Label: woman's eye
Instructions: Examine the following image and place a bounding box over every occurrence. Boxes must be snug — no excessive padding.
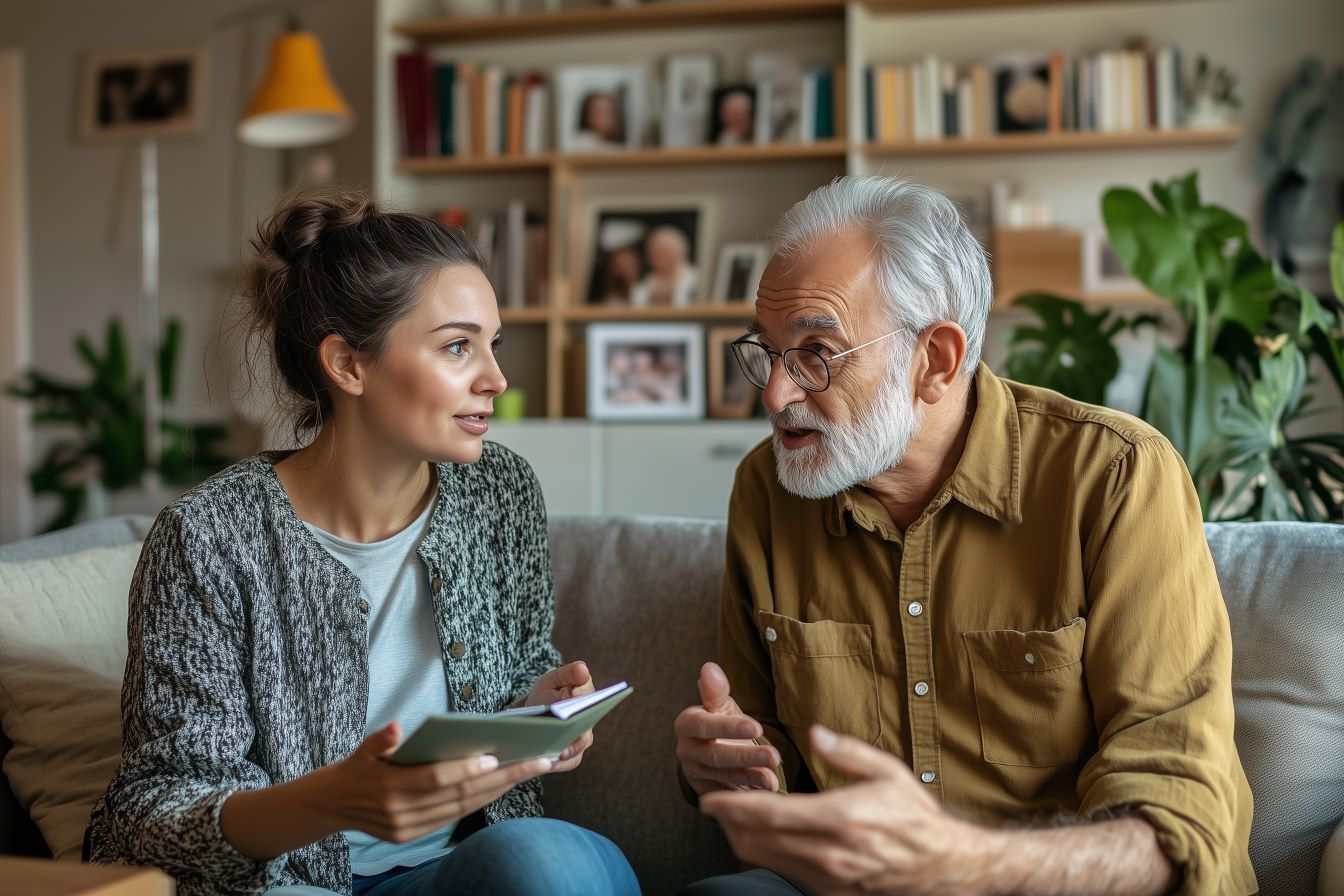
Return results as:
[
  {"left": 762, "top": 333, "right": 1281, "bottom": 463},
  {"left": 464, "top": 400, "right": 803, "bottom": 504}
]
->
[
  {"left": 491, "top": 340, "right": 503, "bottom": 354},
  {"left": 444, "top": 340, "right": 469, "bottom": 357}
]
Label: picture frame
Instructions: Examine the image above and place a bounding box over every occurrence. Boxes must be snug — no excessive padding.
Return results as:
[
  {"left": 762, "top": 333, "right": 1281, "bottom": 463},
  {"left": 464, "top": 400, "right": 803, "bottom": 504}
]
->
[
  {"left": 709, "top": 84, "right": 756, "bottom": 146},
  {"left": 710, "top": 242, "right": 769, "bottom": 304},
  {"left": 78, "top": 47, "right": 208, "bottom": 141},
  {"left": 555, "top": 64, "right": 646, "bottom": 153},
  {"left": 707, "top": 326, "right": 764, "bottom": 420},
  {"left": 587, "top": 323, "right": 705, "bottom": 421},
  {"left": 582, "top": 194, "right": 717, "bottom": 307},
  {"left": 1082, "top": 227, "right": 1145, "bottom": 295},
  {"left": 991, "top": 53, "right": 1050, "bottom": 134},
  {"left": 661, "top": 53, "right": 718, "bottom": 148}
]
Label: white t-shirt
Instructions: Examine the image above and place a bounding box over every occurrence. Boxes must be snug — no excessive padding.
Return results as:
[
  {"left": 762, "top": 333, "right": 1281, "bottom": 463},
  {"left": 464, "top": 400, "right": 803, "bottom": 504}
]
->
[{"left": 305, "top": 497, "right": 453, "bottom": 876}]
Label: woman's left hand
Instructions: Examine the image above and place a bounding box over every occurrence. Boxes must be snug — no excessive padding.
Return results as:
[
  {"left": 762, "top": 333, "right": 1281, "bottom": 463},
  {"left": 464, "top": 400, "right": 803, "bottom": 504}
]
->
[{"left": 524, "top": 661, "right": 596, "bottom": 773}]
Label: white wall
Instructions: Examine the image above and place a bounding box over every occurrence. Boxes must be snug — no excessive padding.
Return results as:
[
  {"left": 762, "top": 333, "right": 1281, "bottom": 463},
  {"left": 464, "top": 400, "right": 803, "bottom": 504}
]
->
[{"left": 0, "top": 0, "right": 375, "bottom": 536}]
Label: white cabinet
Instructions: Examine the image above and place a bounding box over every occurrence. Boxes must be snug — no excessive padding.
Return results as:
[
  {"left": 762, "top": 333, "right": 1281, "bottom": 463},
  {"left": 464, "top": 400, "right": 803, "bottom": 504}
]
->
[{"left": 486, "top": 421, "right": 770, "bottom": 519}]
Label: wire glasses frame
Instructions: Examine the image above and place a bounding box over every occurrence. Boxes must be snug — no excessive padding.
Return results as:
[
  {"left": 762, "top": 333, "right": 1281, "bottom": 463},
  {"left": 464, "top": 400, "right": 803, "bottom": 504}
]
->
[{"left": 730, "top": 329, "right": 905, "bottom": 393}]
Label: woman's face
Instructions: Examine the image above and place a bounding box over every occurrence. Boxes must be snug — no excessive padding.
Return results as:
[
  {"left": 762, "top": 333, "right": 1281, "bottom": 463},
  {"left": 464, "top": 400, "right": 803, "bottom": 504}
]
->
[{"left": 359, "top": 264, "right": 506, "bottom": 465}]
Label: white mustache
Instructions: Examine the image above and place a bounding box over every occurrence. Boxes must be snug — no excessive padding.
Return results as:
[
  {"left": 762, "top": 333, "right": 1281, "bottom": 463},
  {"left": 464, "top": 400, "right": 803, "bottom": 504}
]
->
[{"left": 770, "top": 405, "right": 828, "bottom": 434}]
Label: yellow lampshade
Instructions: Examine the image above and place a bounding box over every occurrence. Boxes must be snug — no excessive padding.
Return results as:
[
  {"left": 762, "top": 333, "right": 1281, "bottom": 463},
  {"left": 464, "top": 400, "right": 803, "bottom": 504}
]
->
[{"left": 238, "top": 30, "right": 352, "bottom": 148}]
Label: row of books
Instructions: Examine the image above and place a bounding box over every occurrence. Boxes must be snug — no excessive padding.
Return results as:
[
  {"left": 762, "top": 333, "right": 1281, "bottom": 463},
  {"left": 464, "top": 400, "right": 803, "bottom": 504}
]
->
[
  {"left": 436, "top": 202, "right": 549, "bottom": 308},
  {"left": 864, "top": 46, "right": 1187, "bottom": 143},
  {"left": 396, "top": 52, "right": 550, "bottom": 158}
]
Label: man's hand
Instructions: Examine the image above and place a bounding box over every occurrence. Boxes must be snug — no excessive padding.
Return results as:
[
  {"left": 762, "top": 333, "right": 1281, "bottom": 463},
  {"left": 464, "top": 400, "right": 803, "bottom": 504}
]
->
[
  {"left": 525, "top": 661, "right": 595, "bottom": 773},
  {"left": 699, "top": 725, "right": 979, "bottom": 896},
  {"left": 675, "top": 662, "right": 781, "bottom": 795}
]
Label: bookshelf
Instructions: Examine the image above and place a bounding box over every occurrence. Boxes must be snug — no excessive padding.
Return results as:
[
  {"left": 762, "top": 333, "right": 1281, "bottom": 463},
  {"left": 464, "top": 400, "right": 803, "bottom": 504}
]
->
[{"left": 375, "top": 0, "right": 1245, "bottom": 418}]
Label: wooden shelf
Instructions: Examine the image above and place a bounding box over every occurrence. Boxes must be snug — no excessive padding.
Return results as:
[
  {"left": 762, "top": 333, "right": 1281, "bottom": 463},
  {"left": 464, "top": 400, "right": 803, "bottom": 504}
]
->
[
  {"left": 864, "top": 128, "right": 1240, "bottom": 156},
  {"left": 500, "top": 307, "right": 554, "bottom": 324},
  {"left": 396, "top": 142, "right": 846, "bottom": 175},
  {"left": 563, "top": 304, "right": 756, "bottom": 322},
  {"left": 396, "top": 155, "right": 552, "bottom": 174},
  {"left": 395, "top": 0, "right": 846, "bottom": 44}
]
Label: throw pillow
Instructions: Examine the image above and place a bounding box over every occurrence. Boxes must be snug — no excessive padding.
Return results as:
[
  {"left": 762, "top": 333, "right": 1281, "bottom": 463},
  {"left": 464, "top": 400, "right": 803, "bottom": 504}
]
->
[{"left": 0, "top": 543, "right": 140, "bottom": 859}]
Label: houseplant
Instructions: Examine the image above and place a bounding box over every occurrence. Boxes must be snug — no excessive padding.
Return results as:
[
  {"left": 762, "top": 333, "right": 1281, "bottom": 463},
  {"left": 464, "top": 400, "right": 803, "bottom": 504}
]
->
[
  {"left": 1002, "top": 176, "right": 1344, "bottom": 521},
  {"left": 6, "top": 317, "right": 231, "bottom": 532}
]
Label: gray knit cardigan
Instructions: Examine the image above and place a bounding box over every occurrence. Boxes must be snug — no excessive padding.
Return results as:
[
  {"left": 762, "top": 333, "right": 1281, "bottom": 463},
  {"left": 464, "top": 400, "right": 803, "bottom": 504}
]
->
[{"left": 86, "top": 445, "right": 562, "bottom": 896}]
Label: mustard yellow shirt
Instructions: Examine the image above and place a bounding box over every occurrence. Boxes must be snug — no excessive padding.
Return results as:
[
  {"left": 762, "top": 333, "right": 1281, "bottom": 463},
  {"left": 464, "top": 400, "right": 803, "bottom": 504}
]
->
[{"left": 719, "top": 363, "right": 1256, "bottom": 895}]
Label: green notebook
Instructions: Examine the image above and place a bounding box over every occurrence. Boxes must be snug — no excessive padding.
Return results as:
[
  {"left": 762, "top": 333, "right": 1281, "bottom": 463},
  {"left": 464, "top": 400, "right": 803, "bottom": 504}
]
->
[{"left": 390, "top": 681, "right": 634, "bottom": 767}]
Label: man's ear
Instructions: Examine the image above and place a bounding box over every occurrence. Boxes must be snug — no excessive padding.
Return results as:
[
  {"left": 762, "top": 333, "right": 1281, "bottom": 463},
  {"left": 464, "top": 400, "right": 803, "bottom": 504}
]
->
[
  {"left": 317, "top": 333, "right": 366, "bottom": 398},
  {"left": 912, "top": 321, "right": 968, "bottom": 406}
]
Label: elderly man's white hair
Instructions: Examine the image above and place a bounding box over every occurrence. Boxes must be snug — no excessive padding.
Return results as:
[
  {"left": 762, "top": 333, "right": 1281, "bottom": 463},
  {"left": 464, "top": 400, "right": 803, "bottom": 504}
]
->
[{"left": 770, "top": 175, "right": 993, "bottom": 376}]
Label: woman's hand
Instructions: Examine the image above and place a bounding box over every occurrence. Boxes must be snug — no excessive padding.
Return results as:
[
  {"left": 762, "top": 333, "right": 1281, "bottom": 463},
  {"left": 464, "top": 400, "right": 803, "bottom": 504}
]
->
[
  {"left": 524, "top": 661, "right": 596, "bottom": 774},
  {"left": 318, "top": 722, "right": 553, "bottom": 844}
]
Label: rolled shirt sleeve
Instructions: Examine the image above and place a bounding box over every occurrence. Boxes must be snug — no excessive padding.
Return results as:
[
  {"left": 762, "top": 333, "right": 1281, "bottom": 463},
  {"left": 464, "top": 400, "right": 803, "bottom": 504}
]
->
[{"left": 1076, "top": 436, "right": 1256, "bottom": 895}]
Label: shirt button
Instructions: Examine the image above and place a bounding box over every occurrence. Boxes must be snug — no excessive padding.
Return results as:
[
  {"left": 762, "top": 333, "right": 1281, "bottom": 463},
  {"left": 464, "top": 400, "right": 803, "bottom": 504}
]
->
[
  {"left": 431, "top": 576, "right": 443, "bottom": 594},
  {"left": 913, "top": 681, "right": 930, "bottom": 697},
  {"left": 460, "top": 684, "right": 474, "bottom": 701},
  {"left": 1024, "top": 652, "right": 1036, "bottom": 665},
  {"left": 907, "top": 601, "right": 924, "bottom": 617},
  {"left": 920, "top": 771, "right": 936, "bottom": 784},
  {"left": 357, "top": 598, "right": 370, "bottom": 614},
  {"left": 450, "top": 641, "right": 466, "bottom": 658},
  {"left": 764, "top": 626, "right": 778, "bottom": 643}
]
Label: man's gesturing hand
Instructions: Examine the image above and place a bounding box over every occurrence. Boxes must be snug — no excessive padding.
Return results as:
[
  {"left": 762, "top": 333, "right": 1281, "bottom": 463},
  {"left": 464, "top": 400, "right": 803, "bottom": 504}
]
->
[{"left": 675, "top": 662, "right": 781, "bottom": 795}]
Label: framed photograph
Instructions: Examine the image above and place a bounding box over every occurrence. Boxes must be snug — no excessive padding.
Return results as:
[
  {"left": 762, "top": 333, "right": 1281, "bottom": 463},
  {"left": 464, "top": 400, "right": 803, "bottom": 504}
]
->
[
  {"left": 78, "top": 47, "right": 208, "bottom": 141},
  {"left": 992, "top": 53, "right": 1050, "bottom": 133},
  {"left": 747, "top": 52, "right": 805, "bottom": 144},
  {"left": 661, "top": 53, "right": 718, "bottom": 148},
  {"left": 555, "top": 64, "right": 646, "bottom": 152},
  {"left": 708, "top": 327, "right": 765, "bottom": 419},
  {"left": 711, "top": 242, "right": 769, "bottom": 303},
  {"left": 709, "top": 84, "right": 756, "bottom": 145},
  {"left": 583, "top": 195, "right": 716, "bottom": 307},
  {"left": 587, "top": 323, "right": 705, "bottom": 420},
  {"left": 1082, "top": 227, "right": 1144, "bottom": 295}
]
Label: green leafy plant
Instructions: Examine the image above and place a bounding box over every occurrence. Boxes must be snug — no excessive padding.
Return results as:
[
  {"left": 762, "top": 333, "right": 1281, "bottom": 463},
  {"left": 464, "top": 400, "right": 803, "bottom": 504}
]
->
[
  {"left": 1101, "top": 173, "right": 1344, "bottom": 520},
  {"left": 1004, "top": 293, "right": 1158, "bottom": 406},
  {"left": 7, "top": 317, "right": 231, "bottom": 532}
]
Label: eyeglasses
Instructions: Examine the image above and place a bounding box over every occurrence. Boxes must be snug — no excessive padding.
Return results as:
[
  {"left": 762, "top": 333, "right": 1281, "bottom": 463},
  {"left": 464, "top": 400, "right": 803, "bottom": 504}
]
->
[{"left": 730, "top": 329, "right": 905, "bottom": 393}]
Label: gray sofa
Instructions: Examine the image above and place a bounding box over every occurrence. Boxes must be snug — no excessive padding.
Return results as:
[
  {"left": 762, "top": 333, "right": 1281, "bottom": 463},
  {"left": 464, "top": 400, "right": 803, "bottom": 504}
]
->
[{"left": 1, "top": 515, "right": 1342, "bottom": 895}]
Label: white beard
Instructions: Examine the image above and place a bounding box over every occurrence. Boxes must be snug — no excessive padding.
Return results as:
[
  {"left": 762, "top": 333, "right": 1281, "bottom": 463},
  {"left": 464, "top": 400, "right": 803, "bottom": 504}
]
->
[{"left": 771, "top": 350, "right": 924, "bottom": 500}]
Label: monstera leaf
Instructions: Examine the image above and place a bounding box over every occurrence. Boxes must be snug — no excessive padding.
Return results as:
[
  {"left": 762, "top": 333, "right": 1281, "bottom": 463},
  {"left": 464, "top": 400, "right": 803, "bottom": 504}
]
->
[{"left": 1005, "top": 294, "right": 1156, "bottom": 406}]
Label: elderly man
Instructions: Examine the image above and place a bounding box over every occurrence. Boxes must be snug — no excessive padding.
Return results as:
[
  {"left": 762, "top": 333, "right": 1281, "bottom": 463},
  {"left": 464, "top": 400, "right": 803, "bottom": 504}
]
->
[{"left": 674, "top": 176, "right": 1255, "bottom": 896}]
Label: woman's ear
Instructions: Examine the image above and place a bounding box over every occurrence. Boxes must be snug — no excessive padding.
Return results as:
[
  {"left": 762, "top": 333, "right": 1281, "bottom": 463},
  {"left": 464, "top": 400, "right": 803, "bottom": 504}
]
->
[
  {"left": 913, "top": 321, "right": 968, "bottom": 406},
  {"left": 317, "top": 333, "right": 365, "bottom": 398}
]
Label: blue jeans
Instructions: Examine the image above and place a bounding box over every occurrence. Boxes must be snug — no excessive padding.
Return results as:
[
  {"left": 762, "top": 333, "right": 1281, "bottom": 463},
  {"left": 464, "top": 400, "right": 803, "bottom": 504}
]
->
[
  {"left": 676, "top": 869, "right": 805, "bottom": 895},
  {"left": 267, "top": 818, "right": 640, "bottom": 896}
]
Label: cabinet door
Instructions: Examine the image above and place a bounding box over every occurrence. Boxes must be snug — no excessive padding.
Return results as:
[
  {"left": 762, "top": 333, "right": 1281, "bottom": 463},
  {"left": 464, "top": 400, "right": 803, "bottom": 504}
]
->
[
  {"left": 485, "top": 423, "right": 599, "bottom": 515},
  {"left": 601, "top": 423, "right": 770, "bottom": 519}
]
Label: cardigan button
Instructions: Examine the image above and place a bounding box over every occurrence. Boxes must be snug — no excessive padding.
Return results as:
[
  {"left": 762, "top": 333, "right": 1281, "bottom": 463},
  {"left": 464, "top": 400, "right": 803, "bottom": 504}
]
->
[
  {"left": 357, "top": 598, "right": 370, "bottom": 614},
  {"left": 460, "top": 684, "right": 474, "bottom": 701},
  {"left": 450, "top": 641, "right": 466, "bottom": 658},
  {"left": 431, "top": 576, "right": 443, "bottom": 594}
]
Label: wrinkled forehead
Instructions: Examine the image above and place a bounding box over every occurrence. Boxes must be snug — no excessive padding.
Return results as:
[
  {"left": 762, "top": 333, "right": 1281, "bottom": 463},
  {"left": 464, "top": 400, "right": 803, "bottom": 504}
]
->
[{"left": 752, "top": 232, "right": 882, "bottom": 340}]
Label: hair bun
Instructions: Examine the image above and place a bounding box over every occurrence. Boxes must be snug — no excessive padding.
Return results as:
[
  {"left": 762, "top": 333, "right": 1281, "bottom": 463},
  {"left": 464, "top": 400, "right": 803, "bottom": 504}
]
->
[{"left": 266, "top": 187, "right": 375, "bottom": 265}]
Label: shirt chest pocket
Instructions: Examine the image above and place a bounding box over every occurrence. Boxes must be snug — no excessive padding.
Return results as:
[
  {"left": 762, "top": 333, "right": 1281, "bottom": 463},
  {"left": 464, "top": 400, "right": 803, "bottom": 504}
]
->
[
  {"left": 962, "top": 618, "right": 1091, "bottom": 768},
  {"left": 758, "top": 611, "right": 881, "bottom": 745}
]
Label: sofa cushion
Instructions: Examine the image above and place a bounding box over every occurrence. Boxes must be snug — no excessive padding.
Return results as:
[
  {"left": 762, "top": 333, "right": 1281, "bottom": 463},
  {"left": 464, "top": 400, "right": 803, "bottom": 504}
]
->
[
  {"left": 546, "top": 515, "right": 737, "bottom": 895},
  {"left": 0, "top": 543, "right": 141, "bottom": 860},
  {"left": 1205, "top": 522, "right": 1344, "bottom": 896}
]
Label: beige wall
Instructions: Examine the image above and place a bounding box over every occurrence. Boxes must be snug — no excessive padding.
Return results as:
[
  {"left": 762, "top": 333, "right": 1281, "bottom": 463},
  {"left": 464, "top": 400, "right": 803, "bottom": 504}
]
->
[
  {"left": 0, "top": 51, "right": 31, "bottom": 542},
  {"left": 0, "top": 0, "right": 374, "bottom": 536}
]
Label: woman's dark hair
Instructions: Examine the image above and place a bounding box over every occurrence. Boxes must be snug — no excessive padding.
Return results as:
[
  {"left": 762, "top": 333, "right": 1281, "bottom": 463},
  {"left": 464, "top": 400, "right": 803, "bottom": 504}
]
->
[{"left": 240, "top": 186, "right": 486, "bottom": 439}]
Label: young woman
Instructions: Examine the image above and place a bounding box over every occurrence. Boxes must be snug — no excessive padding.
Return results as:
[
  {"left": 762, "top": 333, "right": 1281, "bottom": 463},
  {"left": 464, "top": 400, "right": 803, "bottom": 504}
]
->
[{"left": 86, "top": 189, "right": 640, "bottom": 896}]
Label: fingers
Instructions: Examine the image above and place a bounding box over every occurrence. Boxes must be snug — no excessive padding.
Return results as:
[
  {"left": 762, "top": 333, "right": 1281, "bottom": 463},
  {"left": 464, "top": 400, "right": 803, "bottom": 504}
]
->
[
  {"left": 810, "top": 725, "right": 910, "bottom": 783},
  {"left": 676, "top": 705, "right": 761, "bottom": 741},
  {"left": 359, "top": 721, "right": 402, "bottom": 759},
  {"left": 558, "top": 730, "right": 593, "bottom": 762},
  {"left": 698, "top": 661, "right": 733, "bottom": 713},
  {"left": 679, "top": 737, "right": 779, "bottom": 771},
  {"left": 682, "top": 760, "right": 780, "bottom": 793}
]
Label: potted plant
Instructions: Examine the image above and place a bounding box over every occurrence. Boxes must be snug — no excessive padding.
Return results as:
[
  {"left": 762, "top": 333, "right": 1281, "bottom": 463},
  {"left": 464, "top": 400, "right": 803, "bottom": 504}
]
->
[{"left": 7, "top": 317, "right": 232, "bottom": 532}]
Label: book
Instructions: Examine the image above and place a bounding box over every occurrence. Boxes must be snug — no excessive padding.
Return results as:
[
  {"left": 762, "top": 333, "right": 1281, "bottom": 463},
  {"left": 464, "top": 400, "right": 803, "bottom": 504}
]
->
[{"left": 390, "top": 682, "right": 635, "bottom": 766}]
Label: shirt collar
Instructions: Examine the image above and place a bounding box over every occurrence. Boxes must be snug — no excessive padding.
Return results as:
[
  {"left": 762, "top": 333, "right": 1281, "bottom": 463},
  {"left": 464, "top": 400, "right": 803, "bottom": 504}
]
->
[{"left": 824, "top": 362, "right": 1023, "bottom": 536}]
